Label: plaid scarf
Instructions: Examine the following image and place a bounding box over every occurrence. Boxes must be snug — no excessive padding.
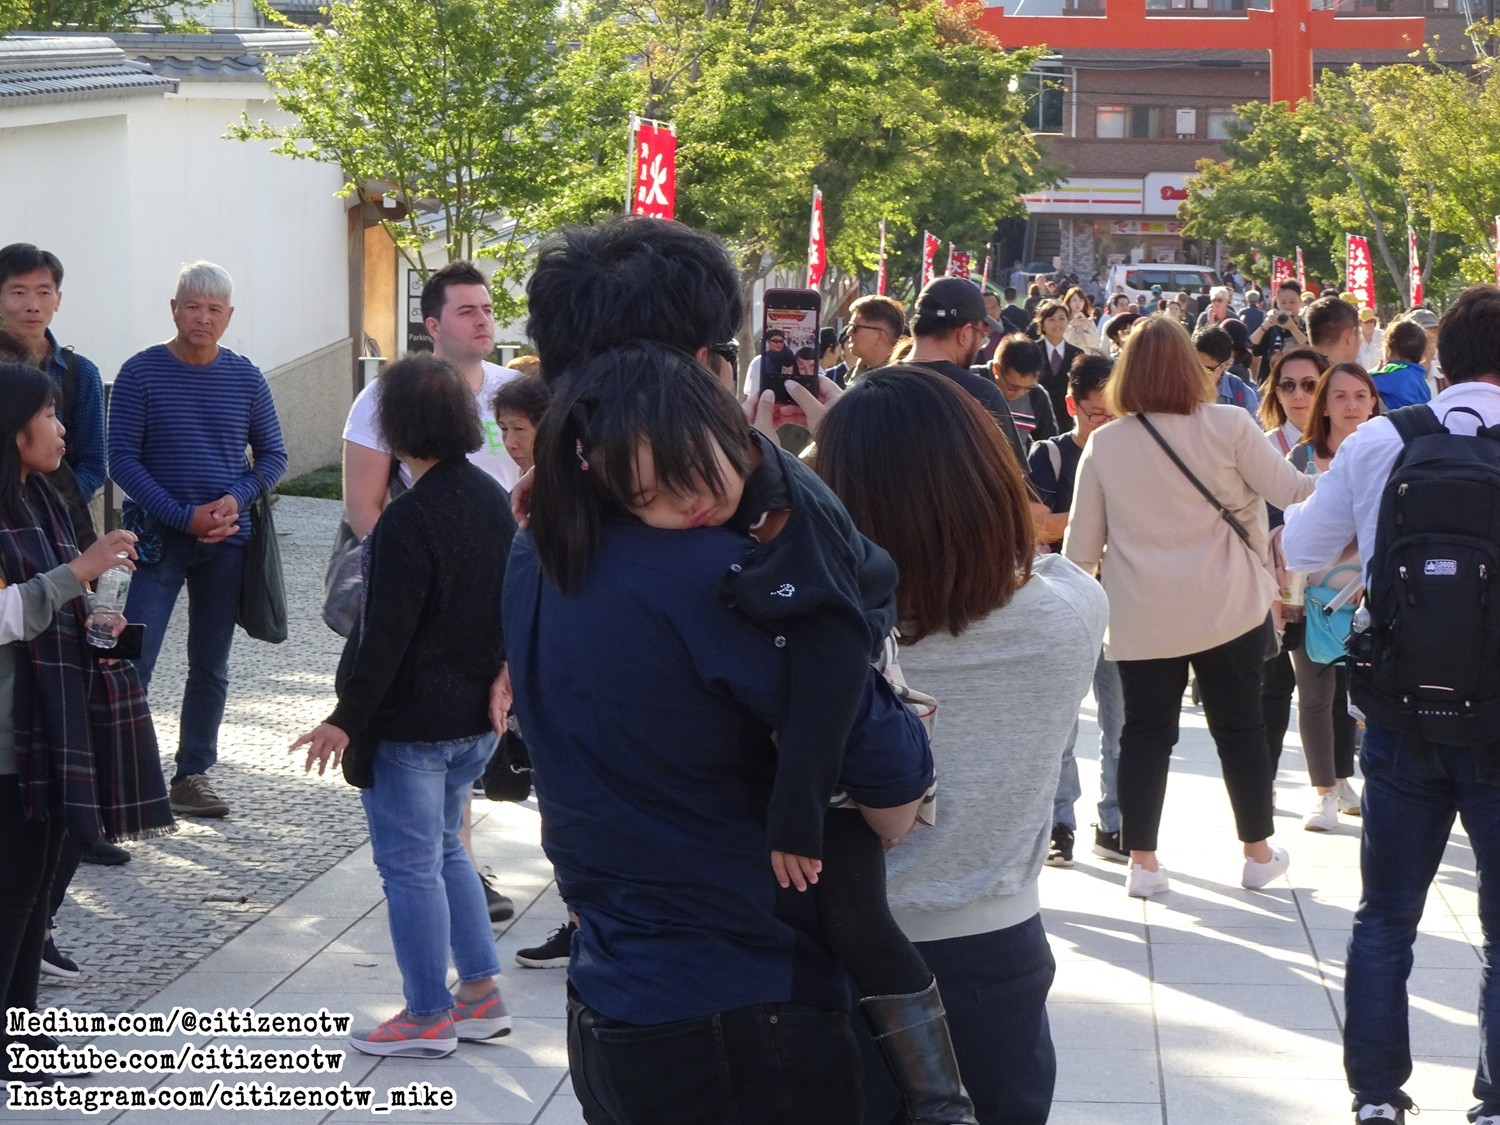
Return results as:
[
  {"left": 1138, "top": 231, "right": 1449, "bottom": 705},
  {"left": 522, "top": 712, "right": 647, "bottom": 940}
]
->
[{"left": 2, "top": 477, "right": 174, "bottom": 842}]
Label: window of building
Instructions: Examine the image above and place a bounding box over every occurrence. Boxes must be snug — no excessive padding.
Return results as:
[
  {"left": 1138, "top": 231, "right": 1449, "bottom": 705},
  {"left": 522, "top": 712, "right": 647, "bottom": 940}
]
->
[
  {"left": 1096, "top": 104, "right": 1127, "bottom": 138},
  {"left": 1129, "top": 106, "right": 1162, "bottom": 138},
  {"left": 1207, "top": 108, "right": 1240, "bottom": 140},
  {"left": 1018, "top": 68, "right": 1065, "bottom": 134}
]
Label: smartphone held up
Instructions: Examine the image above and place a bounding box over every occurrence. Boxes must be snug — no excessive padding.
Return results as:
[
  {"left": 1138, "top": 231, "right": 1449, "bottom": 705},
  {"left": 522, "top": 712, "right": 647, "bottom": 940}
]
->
[{"left": 761, "top": 289, "right": 821, "bottom": 404}]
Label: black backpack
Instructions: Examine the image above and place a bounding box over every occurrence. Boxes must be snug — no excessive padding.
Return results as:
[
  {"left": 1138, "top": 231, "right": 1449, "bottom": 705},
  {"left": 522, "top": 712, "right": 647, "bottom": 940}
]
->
[{"left": 1348, "top": 403, "right": 1500, "bottom": 746}]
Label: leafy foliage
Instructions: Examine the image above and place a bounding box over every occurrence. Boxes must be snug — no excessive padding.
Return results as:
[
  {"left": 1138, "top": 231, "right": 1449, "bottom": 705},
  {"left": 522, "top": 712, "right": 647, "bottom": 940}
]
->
[
  {"left": 1183, "top": 59, "right": 1500, "bottom": 307},
  {"left": 228, "top": 0, "right": 557, "bottom": 313},
  {"left": 1, "top": 0, "right": 206, "bottom": 34},
  {"left": 537, "top": 0, "right": 1055, "bottom": 303}
]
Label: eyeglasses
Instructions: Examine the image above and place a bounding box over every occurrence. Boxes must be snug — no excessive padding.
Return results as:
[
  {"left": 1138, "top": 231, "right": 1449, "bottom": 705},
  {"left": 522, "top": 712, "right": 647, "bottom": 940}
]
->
[
  {"left": 1202, "top": 362, "right": 1225, "bottom": 374},
  {"left": 1277, "top": 378, "right": 1319, "bottom": 395},
  {"left": 1080, "top": 407, "right": 1115, "bottom": 425},
  {"left": 708, "top": 340, "right": 739, "bottom": 367}
]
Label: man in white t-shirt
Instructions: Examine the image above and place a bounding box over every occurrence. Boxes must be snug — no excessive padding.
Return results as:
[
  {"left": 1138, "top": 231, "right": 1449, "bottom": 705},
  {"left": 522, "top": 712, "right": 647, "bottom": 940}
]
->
[
  {"left": 343, "top": 261, "right": 521, "bottom": 537},
  {"left": 340, "top": 260, "right": 521, "bottom": 923}
]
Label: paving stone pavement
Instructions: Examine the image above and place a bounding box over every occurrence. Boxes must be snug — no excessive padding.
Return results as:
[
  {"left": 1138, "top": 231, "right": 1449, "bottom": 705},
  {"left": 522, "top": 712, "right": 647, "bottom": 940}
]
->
[{"left": 44, "top": 496, "right": 369, "bottom": 1015}]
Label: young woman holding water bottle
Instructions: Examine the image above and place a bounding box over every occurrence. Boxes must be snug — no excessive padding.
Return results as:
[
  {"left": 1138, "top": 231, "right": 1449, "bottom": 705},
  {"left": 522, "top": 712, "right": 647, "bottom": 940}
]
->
[
  {"left": 1286, "top": 362, "right": 1382, "bottom": 831},
  {"left": 0, "top": 360, "right": 174, "bottom": 1085}
]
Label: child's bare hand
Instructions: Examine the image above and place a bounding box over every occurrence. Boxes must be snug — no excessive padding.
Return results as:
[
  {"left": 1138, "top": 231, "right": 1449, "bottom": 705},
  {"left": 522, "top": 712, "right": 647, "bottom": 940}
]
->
[{"left": 771, "top": 851, "right": 822, "bottom": 891}]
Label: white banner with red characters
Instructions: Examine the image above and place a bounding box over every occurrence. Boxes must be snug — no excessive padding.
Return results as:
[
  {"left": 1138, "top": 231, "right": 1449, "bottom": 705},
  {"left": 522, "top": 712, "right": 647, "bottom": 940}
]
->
[
  {"left": 1271, "top": 256, "right": 1295, "bottom": 289},
  {"left": 1345, "top": 235, "right": 1376, "bottom": 312},
  {"left": 877, "top": 220, "right": 888, "bottom": 296},
  {"left": 1407, "top": 227, "right": 1422, "bottom": 307},
  {"left": 921, "top": 232, "right": 940, "bottom": 287},
  {"left": 1295, "top": 246, "right": 1307, "bottom": 289},
  {"left": 981, "top": 255, "right": 992, "bottom": 287},
  {"left": 949, "top": 248, "right": 972, "bottom": 280},
  {"left": 628, "top": 118, "right": 676, "bottom": 219},
  {"left": 806, "top": 186, "right": 826, "bottom": 290}
]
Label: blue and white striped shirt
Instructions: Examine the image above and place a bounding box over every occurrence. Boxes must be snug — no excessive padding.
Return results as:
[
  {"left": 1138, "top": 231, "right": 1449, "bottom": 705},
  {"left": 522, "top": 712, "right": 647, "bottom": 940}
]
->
[{"left": 107, "top": 344, "right": 288, "bottom": 545}]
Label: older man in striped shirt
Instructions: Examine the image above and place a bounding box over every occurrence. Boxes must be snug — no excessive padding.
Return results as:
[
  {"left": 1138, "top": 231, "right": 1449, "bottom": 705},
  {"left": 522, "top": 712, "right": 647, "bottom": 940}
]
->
[{"left": 107, "top": 261, "right": 287, "bottom": 818}]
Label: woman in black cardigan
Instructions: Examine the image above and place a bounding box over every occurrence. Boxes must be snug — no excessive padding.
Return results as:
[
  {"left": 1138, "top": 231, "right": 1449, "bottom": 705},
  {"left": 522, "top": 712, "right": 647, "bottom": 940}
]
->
[{"left": 293, "top": 353, "right": 516, "bottom": 1060}]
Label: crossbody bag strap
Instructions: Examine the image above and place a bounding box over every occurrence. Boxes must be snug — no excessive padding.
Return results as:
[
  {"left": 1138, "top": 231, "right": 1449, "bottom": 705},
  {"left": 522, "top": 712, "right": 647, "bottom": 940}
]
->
[{"left": 1137, "top": 414, "right": 1252, "bottom": 546}]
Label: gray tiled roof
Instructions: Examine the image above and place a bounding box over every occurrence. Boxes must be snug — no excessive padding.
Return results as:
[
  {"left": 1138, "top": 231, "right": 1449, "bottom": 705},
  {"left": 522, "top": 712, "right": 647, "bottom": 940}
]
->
[
  {"left": 0, "top": 36, "right": 176, "bottom": 105},
  {"left": 110, "top": 29, "right": 312, "bottom": 81}
]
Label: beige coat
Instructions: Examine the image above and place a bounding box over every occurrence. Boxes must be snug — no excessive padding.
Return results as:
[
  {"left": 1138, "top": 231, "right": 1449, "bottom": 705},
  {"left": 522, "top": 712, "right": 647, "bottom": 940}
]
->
[{"left": 1063, "top": 403, "right": 1316, "bottom": 661}]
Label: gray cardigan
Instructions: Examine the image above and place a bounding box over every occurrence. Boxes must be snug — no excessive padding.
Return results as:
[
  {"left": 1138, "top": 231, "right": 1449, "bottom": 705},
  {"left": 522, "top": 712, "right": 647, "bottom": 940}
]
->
[{"left": 0, "top": 563, "right": 86, "bottom": 774}]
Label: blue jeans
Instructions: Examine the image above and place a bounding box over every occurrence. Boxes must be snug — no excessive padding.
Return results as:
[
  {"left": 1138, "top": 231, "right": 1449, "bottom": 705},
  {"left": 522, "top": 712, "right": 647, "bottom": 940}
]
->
[
  {"left": 125, "top": 529, "right": 246, "bottom": 784},
  {"left": 1054, "top": 653, "right": 1124, "bottom": 833},
  {"left": 860, "top": 913, "right": 1056, "bottom": 1125},
  {"left": 361, "top": 733, "right": 501, "bottom": 1018},
  {"left": 1345, "top": 722, "right": 1500, "bottom": 1115}
]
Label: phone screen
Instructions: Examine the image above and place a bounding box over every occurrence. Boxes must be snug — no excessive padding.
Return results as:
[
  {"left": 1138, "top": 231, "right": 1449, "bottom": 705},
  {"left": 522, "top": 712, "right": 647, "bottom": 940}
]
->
[{"left": 761, "top": 290, "right": 821, "bottom": 404}]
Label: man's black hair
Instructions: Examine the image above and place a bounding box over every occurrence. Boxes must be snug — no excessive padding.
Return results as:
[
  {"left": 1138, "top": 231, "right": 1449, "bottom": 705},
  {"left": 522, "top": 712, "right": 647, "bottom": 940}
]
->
[
  {"left": 1004, "top": 287, "right": 1017, "bottom": 301},
  {"left": 1384, "top": 320, "right": 1427, "bottom": 365},
  {"left": 995, "top": 334, "right": 1043, "bottom": 376},
  {"left": 1068, "top": 354, "right": 1113, "bottom": 400},
  {"left": 1193, "top": 325, "right": 1234, "bottom": 365},
  {"left": 1306, "top": 296, "right": 1358, "bottom": 348},
  {"left": 1438, "top": 285, "right": 1500, "bottom": 383},
  {"left": 0, "top": 243, "right": 64, "bottom": 289},
  {"left": 377, "top": 352, "right": 483, "bottom": 461},
  {"left": 420, "top": 260, "right": 489, "bottom": 324},
  {"left": 526, "top": 217, "right": 742, "bottom": 382}
]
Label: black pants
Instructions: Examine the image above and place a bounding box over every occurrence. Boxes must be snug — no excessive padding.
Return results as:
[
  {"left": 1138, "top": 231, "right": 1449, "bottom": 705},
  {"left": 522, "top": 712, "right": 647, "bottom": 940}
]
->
[
  {"left": 0, "top": 777, "right": 66, "bottom": 1051},
  {"left": 817, "top": 808, "right": 931, "bottom": 998},
  {"left": 1116, "top": 622, "right": 1275, "bottom": 852},
  {"left": 1262, "top": 647, "right": 1295, "bottom": 776},
  {"left": 567, "top": 990, "right": 862, "bottom": 1125}
]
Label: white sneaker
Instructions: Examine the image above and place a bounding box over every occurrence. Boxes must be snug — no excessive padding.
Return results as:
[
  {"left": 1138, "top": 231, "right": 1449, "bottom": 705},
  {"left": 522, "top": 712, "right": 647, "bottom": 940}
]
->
[
  {"left": 1241, "top": 845, "right": 1289, "bottom": 890},
  {"left": 1355, "top": 1104, "right": 1405, "bottom": 1122},
  {"left": 1126, "top": 863, "right": 1169, "bottom": 898},
  {"left": 1335, "top": 777, "right": 1361, "bottom": 816},
  {"left": 1303, "top": 792, "right": 1339, "bottom": 832},
  {"left": 1470, "top": 1114, "right": 1499, "bottom": 1125}
]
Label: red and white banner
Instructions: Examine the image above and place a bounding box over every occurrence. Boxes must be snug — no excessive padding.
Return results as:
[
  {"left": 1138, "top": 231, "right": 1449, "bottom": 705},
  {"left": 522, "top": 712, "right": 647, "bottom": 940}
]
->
[
  {"left": 628, "top": 118, "right": 676, "bottom": 220},
  {"left": 949, "top": 248, "right": 972, "bottom": 280},
  {"left": 1407, "top": 227, "right": 1422, "bottom": 307},
  {"left": 1495, "top": 216, "right": 1500, "bottom": 286},
  {"left": 1271, "top": 256, "right": 1295, "bottom": 289},
  {"left": 921, "top": 232, "right": 940, "bottom": 287},
  {"left": 981, "top": 255, "right": 992, "bottom": 287},
  {"left": 1295, "top": 246, "right": 1307, "bottom": 289},
  {"left": 806, "top": 186, "right": 826, "bottom": 290},
  {"left": 876, "top": 220, "right": 888, "bottom": 296},
  {"left": 1345, "top": 234, "right": 1376, "bottom": 313}
]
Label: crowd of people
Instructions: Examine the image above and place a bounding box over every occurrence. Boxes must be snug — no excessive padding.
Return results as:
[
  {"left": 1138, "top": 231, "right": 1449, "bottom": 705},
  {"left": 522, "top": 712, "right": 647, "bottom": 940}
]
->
[{"left": 1, "top": 222, "right": 1498, "bottom": 1125}]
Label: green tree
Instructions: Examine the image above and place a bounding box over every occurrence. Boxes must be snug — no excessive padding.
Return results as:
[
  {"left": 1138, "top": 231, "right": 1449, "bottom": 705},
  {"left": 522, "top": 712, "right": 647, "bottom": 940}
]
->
[
  {"left": 538, "top": 0, "right": 1053, "bottom": 314},
  {"left": 229, "top": 0, "right": 557, "bottom": 310},
  {"left": 1, "top": 0, "right": 206, "bottom": 33}
]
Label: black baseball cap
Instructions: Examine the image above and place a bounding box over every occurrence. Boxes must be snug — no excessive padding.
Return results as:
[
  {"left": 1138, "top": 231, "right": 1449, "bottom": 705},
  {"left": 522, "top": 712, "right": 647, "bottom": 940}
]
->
[{"left": 913, "top": 277, "right": 1003, "bottom": 334}]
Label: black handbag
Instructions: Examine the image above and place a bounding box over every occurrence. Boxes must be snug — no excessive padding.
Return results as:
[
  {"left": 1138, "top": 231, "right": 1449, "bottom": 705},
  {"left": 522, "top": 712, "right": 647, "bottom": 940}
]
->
[
  {"left": 238, "top": 494, "right": 288, "bottom": 644},
  {"left": 322, "top": 463, "right": 406, "bottom": 637},
  {"left": 482, "top": 724, "right": 532, "bottom": 803}
]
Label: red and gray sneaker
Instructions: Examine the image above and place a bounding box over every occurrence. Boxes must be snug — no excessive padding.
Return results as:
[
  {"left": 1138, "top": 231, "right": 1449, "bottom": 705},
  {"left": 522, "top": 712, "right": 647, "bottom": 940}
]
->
[
  {"left": 348, "top": 1010, "right": 457, "bottom": 1058},
  {"left": 450, "top": 987, "right": 512, "bottom": 1041}
]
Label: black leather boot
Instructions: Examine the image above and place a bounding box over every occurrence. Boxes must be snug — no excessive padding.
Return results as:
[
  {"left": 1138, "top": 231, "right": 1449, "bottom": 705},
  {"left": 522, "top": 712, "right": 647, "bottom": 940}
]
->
[{"left": 860, "top": 978, "right": 979, "bottom": 1124}]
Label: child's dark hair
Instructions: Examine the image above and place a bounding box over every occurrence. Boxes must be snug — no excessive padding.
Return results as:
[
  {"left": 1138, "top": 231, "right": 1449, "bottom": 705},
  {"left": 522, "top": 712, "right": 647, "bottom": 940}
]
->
[
  {"left": 1068, "top": 354, "right": 1114, "bottom": 400},
  {"left": 0, "top": 362, "right": 58, "bottom": 522},
  {"left": 492, "top": 373, "right": 551, "bottom": 426},
  {"left": 531, "top": 342, "right": 756, "bottom": 594}
]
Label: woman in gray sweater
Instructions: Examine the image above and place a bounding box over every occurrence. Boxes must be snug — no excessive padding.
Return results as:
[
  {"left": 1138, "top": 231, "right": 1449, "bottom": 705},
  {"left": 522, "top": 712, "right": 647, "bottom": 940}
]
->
[{"left": 817, "top": 368, "right": 1107, "bottom": 1125}]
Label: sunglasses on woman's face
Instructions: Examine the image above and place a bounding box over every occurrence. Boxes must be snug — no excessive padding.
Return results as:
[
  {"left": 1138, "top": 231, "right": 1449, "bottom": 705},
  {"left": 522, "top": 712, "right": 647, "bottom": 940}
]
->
[{"left": 1278, "top": 378, "right": 1319, "bottom": 395}]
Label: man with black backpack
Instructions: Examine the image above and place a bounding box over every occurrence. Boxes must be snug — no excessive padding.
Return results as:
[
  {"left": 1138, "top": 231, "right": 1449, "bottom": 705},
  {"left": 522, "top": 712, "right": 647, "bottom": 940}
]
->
[
  {"left": 0, "top": 244, "right": 106, "bottom": 550},
  {"left": 1282, "top": 285, "right": 1500, "bottom": 1125}
]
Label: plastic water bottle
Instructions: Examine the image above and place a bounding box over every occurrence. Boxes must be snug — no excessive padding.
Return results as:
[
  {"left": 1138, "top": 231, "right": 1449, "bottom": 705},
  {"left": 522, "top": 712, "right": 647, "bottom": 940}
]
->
[{"left": 86, "top": 566, "right": 131, "bottom": 648}]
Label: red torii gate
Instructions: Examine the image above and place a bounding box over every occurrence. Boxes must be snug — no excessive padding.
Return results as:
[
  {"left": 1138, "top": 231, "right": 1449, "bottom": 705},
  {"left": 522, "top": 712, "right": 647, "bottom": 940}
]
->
[{"left": 972, "top": 0, "right": 1424, "bottom": 106}]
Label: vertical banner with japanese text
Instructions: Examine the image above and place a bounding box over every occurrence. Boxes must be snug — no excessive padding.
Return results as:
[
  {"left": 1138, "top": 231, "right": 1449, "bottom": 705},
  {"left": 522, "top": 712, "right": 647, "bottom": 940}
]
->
[
  {"left": 1345, "top": 235, "right": 1376, "bottom": 312},
  {"left": 921, "top": 232, "right": 940, "bottom": 287},
  {"left": 1271, "top": 257, "right": 1295, "bottom": 289},
  {"left": 949, "top": 249, "right": 972, "bottom": 279},
  {"left": 1295, "top": 246, "right": 1307, "bottom": 289},
  {"left": 628, "top": 117, "right": 676, "bottom": 219},
  {"left": 806, "top": 187, "right": 826, "bottom": 290},
  {"left": 1407, "top": 227, "right": 1422, "bottom": 308}
]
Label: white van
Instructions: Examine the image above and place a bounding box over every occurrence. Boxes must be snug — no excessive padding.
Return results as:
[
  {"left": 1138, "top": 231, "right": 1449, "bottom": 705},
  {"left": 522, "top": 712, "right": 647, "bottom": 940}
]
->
[{"left": 1105, "top": 264, "right": 1226, "bottom": 305}]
